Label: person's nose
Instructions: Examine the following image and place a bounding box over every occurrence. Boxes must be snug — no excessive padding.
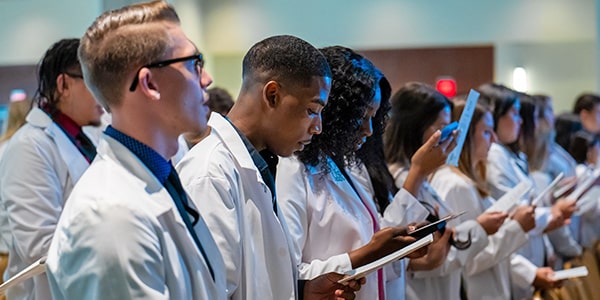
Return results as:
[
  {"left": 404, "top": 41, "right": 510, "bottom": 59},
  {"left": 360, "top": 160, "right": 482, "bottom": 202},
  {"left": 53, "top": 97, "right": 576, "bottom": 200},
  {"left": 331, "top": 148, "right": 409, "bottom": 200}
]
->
[{"left": 200, "top": 68, "right": 213, "bottom": 89}]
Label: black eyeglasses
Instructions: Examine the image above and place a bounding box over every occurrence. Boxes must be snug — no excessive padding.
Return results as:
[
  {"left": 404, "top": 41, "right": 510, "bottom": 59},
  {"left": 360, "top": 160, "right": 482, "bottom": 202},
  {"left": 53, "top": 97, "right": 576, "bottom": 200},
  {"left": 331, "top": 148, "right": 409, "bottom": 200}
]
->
[{"left": 129, "top": 53, "right": 204, "bottom": 92}]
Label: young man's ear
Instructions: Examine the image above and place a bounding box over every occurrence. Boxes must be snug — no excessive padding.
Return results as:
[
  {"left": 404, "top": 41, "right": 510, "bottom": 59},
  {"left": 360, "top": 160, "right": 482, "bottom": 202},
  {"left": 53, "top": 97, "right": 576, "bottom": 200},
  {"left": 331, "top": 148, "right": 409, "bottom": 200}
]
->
[
  {"left": 138, "top": 68, "right": 161, "bottom": 100},
  {"left": 55, "top": 73, "right": 68, "bottom": 97},
  {"left": 262, "top": 80, "right": 280, "bottom": 108}
]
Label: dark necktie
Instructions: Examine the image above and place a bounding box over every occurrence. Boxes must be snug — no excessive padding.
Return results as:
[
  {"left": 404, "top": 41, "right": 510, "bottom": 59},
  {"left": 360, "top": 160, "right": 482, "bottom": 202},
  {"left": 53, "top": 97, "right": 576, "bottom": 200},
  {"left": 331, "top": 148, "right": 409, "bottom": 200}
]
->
[
  {"left": 75, "top": 132, "right": 97, "bottom": 163},
  {"left": 163, "top": 167, "right": 214, "bottom": 280}
]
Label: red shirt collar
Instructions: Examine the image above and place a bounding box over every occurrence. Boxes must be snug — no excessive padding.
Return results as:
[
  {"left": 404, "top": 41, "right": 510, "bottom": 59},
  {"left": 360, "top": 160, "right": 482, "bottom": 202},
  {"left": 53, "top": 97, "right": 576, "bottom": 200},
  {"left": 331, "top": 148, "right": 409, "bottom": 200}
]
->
[{"left": 42, "top": 106, "right": 82, "bottom": 139}]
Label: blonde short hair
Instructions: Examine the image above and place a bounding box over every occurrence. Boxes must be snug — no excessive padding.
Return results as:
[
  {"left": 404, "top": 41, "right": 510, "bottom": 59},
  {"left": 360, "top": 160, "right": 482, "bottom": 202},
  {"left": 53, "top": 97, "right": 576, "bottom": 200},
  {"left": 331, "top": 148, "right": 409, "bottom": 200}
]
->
[{"left": 79, "top": 0, "right": 179, "bottom": 111}]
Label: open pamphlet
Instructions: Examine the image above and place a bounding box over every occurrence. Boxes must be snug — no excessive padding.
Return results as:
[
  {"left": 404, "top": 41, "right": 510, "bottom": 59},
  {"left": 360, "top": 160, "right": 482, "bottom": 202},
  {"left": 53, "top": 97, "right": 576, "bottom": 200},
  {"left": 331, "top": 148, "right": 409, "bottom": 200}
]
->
[
  {"left": 549, "top": 266, "right": 588, "bottom": 280},
  {"left": 565, "top": 168, "right": 600, "bottom": 201},
  {"left": 486, "top": 181, "right": 532, "bottom": 213},
  {"left": 0, "top": 256, "right": 46, "bottom": 295},
  {"left": 531, "top": 173, "right": 564, "bottom": 206},
  {"left": 408, "top": 210, "right": 467, "bottom": 239},
  {"left": 338, "top": 234, "right": 434, "bottom": 284},
  {"left": 553, "top": 168, "right": 600, "bottom": 199},
  {"left": 446, "top": 89, "right": 479, "bottom": 167}
]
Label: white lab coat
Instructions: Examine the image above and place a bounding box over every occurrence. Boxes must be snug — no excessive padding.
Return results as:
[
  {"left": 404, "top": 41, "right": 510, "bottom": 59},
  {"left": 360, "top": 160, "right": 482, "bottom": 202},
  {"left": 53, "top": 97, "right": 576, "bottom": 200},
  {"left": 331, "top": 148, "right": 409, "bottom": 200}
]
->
[
  {"left": 0, "top": 107, "right": 91, "bottom": 300},
  {"left": 46, "top": 133, "right": 227, "bottom": 300},
  {"left": 0, "top": 141, "right": 11, "bottom": 254},
  {"left": 431, "top": 166, "right": 531, "bottom": 299},
  {"left": 531, "top": 171, "right": 582, "bottom": 269},
  {"left": 573, "top": 165, "right": 600, "bottom": 248},
  {"left": 277, "top": 154, "right": 429, "bottom": 300},
  {"left": 347, "top": 163, "right": 430, "bottom": 300},
  {"left": 390, "top": 166, "right": 489, "bottom": 300},
  {"left": 177, "top": 113, "right": 296, "bottom": 300},
  {"left": 546, "top": 142, "right": 577, "bottom": 179},
  {"left": 486, "top": 143, "right": 553, "bottom": 298}
]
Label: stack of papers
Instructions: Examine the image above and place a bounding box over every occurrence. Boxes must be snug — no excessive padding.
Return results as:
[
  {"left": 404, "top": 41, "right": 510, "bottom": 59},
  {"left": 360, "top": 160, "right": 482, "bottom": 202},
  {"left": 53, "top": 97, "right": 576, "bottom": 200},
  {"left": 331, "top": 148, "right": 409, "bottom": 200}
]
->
[
  {"left": 486, "top": 181, "right": 532, "bottom": 213},
  {"left": 565, "top": 169, "right": 600, "bottom": 201},
  {"left": 338, "top": 234, "right": 434, "bottom": 284}
]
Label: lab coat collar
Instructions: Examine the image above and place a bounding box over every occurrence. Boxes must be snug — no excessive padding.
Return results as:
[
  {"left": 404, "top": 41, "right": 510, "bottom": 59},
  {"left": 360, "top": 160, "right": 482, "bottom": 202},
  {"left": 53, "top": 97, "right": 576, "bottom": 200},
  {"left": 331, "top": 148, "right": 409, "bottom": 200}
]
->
[
  {"left": 208, "top": 113, "right": 266, "bottom": 178},
  {"left": 26, "top": 107, "right": 89, "bottom": 182},
  {"left": 98, "top": 134, "right": 173, "bottom": 215}
]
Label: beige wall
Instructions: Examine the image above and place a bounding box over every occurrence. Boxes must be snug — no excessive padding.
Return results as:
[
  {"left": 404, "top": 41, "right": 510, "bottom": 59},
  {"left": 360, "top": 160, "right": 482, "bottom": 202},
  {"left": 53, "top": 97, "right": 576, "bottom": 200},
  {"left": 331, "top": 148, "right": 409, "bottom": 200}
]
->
[{"left": 0, "top": 0, "right": 597, "bottom": 109}]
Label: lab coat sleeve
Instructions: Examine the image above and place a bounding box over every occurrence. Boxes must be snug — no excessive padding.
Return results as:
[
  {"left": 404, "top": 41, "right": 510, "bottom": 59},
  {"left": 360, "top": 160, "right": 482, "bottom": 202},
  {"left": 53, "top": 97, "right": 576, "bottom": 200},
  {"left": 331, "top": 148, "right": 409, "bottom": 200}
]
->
[
  {"left": 546, "top": 225, "right": 582, "bottom": 258},
  {"left": 380, "top": 188, "right": 429, "bottom": 228},
  {"left": 412, "top": 220, "right": 489, "bottom": 278},
  {"left": 276, "top": 158, "right": 352, "bottom": 280},
  {"left": 465, "top": 220, "right": 529, "bottom": 276},
  {"left": 1, "top": 134, "right": 64, "bottom": 264},
  {"left": 509, "top": 253, "right": 537, "bottom": 288},
  {"left": 178, "top": 151, "right": 243, "bottom": 297},
  {"left": 47, "top": 202, "right": 169, "bottom": 300}
]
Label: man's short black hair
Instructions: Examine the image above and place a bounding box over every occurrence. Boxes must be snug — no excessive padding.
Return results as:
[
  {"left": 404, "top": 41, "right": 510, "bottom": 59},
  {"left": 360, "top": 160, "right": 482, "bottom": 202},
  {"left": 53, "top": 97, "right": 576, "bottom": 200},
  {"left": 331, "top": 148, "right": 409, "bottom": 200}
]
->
[{"left": 241, "top": 35, "right": 331, "bottom": 89}]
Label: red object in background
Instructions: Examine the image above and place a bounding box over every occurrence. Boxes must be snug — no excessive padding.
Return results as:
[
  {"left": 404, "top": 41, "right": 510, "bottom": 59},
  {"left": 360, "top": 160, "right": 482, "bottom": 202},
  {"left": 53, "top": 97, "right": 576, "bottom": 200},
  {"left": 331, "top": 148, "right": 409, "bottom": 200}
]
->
[{"left": 436, "top": 78, "right": 457, "bottom": 98}]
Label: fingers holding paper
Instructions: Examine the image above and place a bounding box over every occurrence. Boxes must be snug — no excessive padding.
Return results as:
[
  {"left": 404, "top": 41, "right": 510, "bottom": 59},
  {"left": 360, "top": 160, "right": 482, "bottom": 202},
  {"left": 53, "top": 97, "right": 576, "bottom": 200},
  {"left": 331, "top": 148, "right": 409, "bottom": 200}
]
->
[{"left": 304, "top": 272, "right": 365, "bottom": 300}]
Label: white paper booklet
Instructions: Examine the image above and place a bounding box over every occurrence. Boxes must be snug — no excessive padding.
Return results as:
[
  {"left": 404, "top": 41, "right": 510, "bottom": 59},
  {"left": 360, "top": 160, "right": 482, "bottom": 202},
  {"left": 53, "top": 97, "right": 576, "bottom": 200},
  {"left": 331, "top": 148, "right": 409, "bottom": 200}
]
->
[
  {"left": 446, "top": 89, "right": 479, "bottom": 166},
  {"left": 486, "top": 181, "right": 532, "bottom": 213},
  {"left": 0, "top": 256, "right": 46, "bottom": 295},
  {"left": 531, "top": 173, "right": 564, "bottom": 206},
  {"left": 566, "top": 168, "right": 600, "bottom": 201},
  {"left": 338, "top": 234, "right": 434, "bottom": 284},
  {"left": 549, "top": 266, "right": 588, "bottom": 280}
]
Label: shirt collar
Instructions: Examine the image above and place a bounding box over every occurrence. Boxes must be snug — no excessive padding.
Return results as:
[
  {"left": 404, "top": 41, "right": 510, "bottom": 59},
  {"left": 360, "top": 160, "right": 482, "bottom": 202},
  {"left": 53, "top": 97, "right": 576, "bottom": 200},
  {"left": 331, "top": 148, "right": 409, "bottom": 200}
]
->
[
  {"left": 225, "top": 117, "right": 278, "bottom": 176},
  {"left": 104, "top": 125, "right": 172, "bottom": 184},
  {"left": 46, "top": 108, "right": 82, "bottom": 139}
]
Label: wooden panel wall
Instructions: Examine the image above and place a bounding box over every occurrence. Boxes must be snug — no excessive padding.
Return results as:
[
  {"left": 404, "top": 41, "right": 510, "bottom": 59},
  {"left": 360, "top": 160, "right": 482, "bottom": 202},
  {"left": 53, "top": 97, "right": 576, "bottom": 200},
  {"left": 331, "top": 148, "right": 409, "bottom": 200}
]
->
[{"left": 359, "top": 45, "right": 494, "bottom": 97}]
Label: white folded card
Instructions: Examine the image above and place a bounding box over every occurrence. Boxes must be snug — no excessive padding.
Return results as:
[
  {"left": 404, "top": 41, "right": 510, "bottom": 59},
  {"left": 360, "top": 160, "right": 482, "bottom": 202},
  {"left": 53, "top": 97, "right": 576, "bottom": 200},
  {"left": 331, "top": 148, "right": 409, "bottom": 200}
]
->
[
  {"left": 549, "top": 266, "right": 588, "bottom": 280},
  {"left": 446, "top": 89, "right": 479, "bottom": 167},
  {"left": 531, "top": 172, "right": 564, "bottom": 206},
  {"left": 566, "top": 168, "right": 600, "bottom": 201},
  {"left": 338, "top": 234, "right": 434, "bottom": 284},
  {"left": 0, "top": 256, "right": 46, "bottom": 295},
  {"left": 486, "top": 181, "right": 532, "bottom": 213}
]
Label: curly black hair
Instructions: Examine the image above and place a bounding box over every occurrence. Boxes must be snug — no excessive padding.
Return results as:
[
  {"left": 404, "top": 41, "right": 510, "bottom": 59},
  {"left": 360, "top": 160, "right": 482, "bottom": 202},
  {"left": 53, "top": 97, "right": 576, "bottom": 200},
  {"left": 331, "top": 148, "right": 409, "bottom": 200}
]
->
[
  {"left": 297, "top": 46, "right": 383, "bottom": 172},
  {"left": 356, "top": 77, "right": 396, "bottom": 212}
]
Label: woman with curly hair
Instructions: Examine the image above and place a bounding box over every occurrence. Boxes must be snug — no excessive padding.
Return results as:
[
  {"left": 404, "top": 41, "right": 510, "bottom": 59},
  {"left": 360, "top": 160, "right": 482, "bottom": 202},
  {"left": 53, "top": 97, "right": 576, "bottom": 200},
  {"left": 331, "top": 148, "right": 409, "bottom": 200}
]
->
[{"left": 276, "top": 46, "right": 453, "bottom": 299}]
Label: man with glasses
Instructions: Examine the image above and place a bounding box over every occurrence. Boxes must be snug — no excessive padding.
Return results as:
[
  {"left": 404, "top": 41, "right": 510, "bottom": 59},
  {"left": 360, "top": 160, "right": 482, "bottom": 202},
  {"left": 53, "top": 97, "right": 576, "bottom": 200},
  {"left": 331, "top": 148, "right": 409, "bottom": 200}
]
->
[
  {"left": 0, "top": 38, "right": 104, "bottom": 299},
  {"left": 45, "top": 1, "right": 227, "bottom": 299}
]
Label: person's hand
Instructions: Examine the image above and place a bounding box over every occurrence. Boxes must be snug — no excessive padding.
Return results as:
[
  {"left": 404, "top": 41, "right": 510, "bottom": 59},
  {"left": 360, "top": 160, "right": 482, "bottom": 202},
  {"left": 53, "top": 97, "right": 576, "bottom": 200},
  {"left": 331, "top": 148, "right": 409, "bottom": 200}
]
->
[
  {"left": 553, "top": 198, "right": 577, "bottom": 220},
  {"left": 476, "top": 211, "right": 508, "bottom": 235},
  {"left": 349, "top": 226, "right": 416, "bottom": 268},
  {"left": 408, "top": 229, "right": 452, "bottom": 271},
  {"left": 405, "top": 222, "right": 431, "bottom": 259},
  {"left": 409, "top": 130, "right": 458, "bottom": 178},
  {"left": 532, "top": 267, "right": 562, "bottom": 290},
  {"left": 544, "top": 201, "right": 574, "bottom": 233},
  {"left": 510, "top": 205, "right": 536, "bottom": 232},
  {"left": 304, "top": 273, "right": 365, "bottom": 300}
]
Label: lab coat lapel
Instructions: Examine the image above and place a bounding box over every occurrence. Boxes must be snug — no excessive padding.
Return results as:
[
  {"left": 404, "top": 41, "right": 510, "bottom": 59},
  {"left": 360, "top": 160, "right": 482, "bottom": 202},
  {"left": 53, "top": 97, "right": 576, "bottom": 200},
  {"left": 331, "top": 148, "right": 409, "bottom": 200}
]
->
[{"left": 27, "top": 107, "right": 89, "bottom": 182}]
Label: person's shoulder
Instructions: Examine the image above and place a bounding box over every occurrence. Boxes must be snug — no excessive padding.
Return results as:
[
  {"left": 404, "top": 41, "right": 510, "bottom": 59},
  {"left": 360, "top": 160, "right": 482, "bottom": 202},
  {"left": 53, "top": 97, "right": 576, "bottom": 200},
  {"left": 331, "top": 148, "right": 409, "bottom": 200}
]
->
[{"left": 432, "top": 166, "right": 472, "bottom": 191}]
